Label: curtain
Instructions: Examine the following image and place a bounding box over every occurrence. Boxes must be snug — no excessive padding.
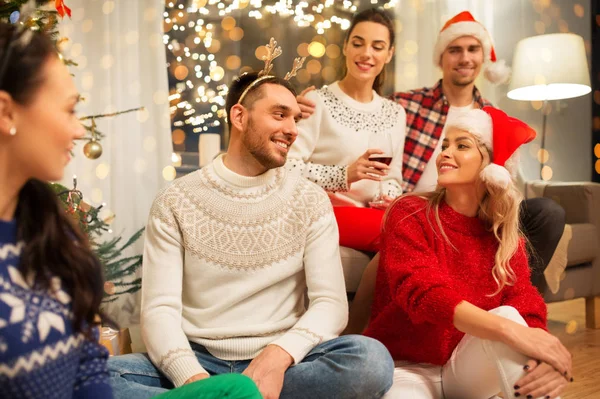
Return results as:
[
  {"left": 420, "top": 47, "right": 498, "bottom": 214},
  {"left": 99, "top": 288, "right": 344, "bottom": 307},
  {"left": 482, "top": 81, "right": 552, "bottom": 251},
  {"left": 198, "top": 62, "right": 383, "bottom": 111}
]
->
[{"left": 58, "top": 0, "right": 172, "bottom": 327}]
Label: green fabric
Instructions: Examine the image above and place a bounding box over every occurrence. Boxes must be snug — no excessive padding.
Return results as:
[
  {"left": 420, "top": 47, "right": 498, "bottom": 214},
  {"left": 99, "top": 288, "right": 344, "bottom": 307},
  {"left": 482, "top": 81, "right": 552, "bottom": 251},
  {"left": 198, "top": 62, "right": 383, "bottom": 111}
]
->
[{"left": 153, "top": 374, "right": 262, "bottom": 399}]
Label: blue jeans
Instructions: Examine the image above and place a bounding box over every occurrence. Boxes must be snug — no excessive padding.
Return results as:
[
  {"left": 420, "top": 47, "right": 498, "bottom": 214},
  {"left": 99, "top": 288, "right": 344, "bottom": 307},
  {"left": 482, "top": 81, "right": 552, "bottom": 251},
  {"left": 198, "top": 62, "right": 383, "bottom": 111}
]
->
[{"left": 109, "top": 335, "right": 394, "bottom": 399}]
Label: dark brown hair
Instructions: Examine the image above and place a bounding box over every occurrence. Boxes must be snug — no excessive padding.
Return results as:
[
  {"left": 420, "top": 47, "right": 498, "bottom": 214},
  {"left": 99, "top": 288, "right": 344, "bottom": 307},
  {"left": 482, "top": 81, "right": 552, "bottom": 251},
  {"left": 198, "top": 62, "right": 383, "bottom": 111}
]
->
[
  {"left": 345, "top": 8, "right": 395, "bottom": 94},
  {"left": 0, "top": 23, "right": 107, "bottom": 338},
  {"left": 225, "top": 72, "right": 297, "bottom": 131}
]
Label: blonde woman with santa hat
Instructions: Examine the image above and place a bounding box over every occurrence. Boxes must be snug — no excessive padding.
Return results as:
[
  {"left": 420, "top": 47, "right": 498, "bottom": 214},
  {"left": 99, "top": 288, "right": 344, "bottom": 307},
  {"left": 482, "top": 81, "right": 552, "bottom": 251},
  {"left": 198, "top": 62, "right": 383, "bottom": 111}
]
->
[{"left": 364, "top": 107, "right": 572, "bottom": 399}]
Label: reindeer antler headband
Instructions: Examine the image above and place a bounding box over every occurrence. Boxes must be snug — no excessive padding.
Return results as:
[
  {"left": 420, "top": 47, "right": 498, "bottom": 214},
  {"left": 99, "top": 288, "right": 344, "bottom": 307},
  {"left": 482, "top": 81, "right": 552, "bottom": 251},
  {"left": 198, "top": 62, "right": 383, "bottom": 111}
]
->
[{"left": 237, "top": 37, "right": 306, "bottom": 104}]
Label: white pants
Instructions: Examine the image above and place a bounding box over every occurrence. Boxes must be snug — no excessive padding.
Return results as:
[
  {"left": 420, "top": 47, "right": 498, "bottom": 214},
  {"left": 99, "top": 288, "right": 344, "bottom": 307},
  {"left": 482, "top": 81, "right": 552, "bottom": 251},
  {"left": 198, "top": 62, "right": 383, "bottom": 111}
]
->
[{"left": 384, "top": 306, "right": 560, "bottom": 399}]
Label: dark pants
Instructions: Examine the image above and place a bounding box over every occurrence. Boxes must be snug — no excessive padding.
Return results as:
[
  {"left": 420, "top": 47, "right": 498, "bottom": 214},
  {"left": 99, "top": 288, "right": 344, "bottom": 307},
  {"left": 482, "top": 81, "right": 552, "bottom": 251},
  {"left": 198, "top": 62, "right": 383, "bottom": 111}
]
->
[{"left": 520, "top": 197, "right": 566, "bottom": 293}]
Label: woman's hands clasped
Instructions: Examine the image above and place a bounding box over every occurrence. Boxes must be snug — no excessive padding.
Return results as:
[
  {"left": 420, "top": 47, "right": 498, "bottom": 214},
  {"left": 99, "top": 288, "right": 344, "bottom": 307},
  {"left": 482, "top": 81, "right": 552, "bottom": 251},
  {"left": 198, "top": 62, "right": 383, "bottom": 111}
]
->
[{"left": 504, "top": 324, "right": 572, "bottom": 399}]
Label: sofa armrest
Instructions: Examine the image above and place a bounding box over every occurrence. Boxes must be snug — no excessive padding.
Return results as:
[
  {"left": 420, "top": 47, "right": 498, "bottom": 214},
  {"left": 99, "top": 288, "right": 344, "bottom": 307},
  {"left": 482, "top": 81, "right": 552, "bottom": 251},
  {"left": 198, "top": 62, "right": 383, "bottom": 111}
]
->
[{"left": 525, "top": 180, "right": 600, "bottom": 227}]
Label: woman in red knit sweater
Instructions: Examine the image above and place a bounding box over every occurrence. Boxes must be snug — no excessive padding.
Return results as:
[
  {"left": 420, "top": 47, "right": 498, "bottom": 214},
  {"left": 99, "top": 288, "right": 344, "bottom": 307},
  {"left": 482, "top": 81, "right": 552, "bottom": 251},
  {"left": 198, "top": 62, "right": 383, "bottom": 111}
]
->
[{"left": 364, "top": 107, "right": 571, "bottom": 399}]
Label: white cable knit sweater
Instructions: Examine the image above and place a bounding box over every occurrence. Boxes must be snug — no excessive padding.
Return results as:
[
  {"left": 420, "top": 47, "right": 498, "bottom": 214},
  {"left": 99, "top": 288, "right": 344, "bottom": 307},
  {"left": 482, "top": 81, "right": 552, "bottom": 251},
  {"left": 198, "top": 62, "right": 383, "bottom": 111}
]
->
[
  {"left": 141, "top": 155, "right": 348, "bottom": 387},
  {"left": 288, "top": 81, "right": 407, "bottom": 207}
]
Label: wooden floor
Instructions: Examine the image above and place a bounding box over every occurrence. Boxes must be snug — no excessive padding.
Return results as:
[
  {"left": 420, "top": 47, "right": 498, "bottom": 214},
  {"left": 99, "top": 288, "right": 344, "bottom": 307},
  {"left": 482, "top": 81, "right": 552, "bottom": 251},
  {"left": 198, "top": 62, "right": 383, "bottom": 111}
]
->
[{"left": 547, "top": 298, "right": 600, "bottom": 399}]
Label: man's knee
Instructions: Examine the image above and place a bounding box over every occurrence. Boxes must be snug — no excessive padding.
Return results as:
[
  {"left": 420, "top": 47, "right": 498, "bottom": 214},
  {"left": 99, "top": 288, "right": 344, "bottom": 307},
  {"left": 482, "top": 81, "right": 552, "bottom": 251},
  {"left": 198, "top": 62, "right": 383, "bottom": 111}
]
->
[
  {"left": 522, "top": 198, "right": 565, "bottom": 232},
  {"left": 336, "top": 335, "right": 395, "bottom": 397}
]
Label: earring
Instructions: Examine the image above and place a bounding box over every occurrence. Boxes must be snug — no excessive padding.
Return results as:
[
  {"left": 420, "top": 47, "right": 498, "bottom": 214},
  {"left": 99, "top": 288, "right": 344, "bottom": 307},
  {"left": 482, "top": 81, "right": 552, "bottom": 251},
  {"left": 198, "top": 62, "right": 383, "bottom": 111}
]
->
[{"left": 9, "top": 127, "right": 16, "bottom": 136}]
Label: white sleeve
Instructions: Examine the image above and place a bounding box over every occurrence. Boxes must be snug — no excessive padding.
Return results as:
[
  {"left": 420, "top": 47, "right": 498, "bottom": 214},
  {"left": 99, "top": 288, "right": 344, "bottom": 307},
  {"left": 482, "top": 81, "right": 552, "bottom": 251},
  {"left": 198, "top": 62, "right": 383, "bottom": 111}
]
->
[
  {"left": 140, "top": 194, "right": 207, "bottom": 387},
  {"left": 381, "top": 106, "right": 407, "bottom": 198},
  {"left": 287, "top": 90, "right": 349, "bottom": 192},
  {"left": 270, "top": 195, "right": 348, "bottom": 363}
]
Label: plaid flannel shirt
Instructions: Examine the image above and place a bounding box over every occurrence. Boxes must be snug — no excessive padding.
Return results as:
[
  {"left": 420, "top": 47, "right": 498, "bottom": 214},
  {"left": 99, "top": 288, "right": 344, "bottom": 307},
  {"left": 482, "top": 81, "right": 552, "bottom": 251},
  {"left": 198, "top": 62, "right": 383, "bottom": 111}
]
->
[{"left": 391, "top": 79, "right": 492, "bottom": 192}]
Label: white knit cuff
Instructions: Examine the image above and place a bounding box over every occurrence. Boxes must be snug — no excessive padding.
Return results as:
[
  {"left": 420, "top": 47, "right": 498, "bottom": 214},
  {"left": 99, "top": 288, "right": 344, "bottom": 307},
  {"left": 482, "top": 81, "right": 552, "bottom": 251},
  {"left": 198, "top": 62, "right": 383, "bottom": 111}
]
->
[
  {"left": 269, "top": 328, "right": 323, "bottom": 365},
  {"left": 162, "top": 353, "right": 208, "bottom": 388},
  {"left": 342, "top": 165, "right": 350, "bottom": 192}
]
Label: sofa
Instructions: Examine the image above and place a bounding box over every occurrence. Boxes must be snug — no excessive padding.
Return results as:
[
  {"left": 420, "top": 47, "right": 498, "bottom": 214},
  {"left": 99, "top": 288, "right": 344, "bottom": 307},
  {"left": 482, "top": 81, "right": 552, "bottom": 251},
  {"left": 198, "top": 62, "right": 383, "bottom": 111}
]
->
[{"left": 525, "top": 180, "right": 600, "bottom": 329}]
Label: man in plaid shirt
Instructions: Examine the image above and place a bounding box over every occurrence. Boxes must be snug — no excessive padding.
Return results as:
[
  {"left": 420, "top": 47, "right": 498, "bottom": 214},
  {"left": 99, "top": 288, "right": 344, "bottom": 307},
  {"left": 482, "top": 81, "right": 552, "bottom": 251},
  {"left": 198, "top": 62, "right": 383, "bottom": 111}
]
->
[
  {"left": 393, "top": 11, "right": 565, "bottom": 290},
  {"left": 392, "top": 79, "right": 491, "bottom": 193}
]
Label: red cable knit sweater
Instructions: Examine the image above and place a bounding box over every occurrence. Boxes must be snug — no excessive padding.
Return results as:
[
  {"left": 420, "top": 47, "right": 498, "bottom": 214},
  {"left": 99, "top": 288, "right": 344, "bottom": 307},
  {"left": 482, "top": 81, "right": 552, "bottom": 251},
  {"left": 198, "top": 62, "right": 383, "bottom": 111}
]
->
[{"left": 364, "top": 196, "right": 548, "bottom": 365}]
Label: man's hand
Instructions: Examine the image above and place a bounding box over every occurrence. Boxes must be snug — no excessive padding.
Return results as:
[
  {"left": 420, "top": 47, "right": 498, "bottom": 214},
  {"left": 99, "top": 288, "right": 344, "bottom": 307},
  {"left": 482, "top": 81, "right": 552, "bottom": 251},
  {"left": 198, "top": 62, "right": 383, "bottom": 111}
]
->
[
  {"left": 243, "top": 345, "right": 293, "bottom": 399},
  {"left": 184, "top": 372, "right": 210, "bottom": 385},
  {"left": 297, "top": 86, "right": 316, "bottom": 119}
]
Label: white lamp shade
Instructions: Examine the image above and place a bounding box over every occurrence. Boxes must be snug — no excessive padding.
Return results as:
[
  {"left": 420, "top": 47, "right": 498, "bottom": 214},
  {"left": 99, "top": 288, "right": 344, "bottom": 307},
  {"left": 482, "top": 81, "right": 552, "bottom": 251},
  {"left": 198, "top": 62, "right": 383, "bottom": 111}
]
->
[{"left": 507, "top": 33, "right": 591, "bottom": 101}]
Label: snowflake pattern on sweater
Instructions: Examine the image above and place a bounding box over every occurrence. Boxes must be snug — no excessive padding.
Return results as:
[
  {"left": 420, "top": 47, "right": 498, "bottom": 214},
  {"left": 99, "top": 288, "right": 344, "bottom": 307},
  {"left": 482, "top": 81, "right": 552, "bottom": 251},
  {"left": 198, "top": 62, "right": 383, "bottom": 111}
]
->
[{"left": 0, "top": 219, "right": 112, "bottom": 399}]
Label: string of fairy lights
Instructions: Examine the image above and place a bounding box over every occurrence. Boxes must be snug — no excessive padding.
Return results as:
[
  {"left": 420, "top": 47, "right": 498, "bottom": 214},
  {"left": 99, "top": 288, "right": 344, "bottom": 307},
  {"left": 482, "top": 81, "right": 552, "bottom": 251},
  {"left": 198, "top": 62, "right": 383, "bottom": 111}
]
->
[{"left": 163, "top": 0, "right": 398, "bottom": 155}]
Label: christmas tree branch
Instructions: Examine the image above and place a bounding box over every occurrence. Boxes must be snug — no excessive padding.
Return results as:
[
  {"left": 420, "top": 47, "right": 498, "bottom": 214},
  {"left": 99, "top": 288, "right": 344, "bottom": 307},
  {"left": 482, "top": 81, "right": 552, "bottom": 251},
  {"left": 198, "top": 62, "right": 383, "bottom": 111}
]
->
[{"left": 79, "top": 107, "right": 145, "bottom": 121}]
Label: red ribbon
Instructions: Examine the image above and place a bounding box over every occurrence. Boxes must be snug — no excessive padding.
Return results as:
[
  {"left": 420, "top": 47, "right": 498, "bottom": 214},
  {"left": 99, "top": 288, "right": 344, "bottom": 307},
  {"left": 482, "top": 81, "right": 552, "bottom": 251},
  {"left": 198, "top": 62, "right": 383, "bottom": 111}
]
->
[{"left": 55, "top": 0, "right": 72, "bottom": 18}]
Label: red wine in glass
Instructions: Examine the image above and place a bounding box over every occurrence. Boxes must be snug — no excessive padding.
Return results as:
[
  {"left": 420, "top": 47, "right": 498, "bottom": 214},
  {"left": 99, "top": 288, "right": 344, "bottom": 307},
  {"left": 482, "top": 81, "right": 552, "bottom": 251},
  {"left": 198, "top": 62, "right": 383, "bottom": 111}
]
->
[{"left": 369, "top": 156, "right": 393, "bottom": 166}]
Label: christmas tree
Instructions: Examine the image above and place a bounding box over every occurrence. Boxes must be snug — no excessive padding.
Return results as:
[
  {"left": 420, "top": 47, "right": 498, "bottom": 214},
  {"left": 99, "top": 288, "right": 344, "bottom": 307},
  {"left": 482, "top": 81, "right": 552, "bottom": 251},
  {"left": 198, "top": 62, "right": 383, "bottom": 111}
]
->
[
  {"left": 52, "top": 179, "right": 143, "bottom": 303},
  {"left": 1, "top": 0, "right": 144, "bottom": 303}
]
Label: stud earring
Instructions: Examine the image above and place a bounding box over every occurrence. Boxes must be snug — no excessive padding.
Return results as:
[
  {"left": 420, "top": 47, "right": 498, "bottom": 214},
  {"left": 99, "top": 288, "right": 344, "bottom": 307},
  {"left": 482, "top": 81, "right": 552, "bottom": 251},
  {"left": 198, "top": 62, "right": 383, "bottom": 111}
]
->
[{"left": 9, "top": 127, "right": 16, "bottom": 136}]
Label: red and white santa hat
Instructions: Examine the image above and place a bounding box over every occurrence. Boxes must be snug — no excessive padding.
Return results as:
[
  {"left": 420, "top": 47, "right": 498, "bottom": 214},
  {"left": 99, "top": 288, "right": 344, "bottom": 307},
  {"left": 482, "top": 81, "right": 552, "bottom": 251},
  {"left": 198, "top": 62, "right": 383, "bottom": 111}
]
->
[
  {"left": 445, "top": 106, "right": 536, "bottom": 189},
  {"left": 433, "top": 11, "right": 511, "bottom": 85}
]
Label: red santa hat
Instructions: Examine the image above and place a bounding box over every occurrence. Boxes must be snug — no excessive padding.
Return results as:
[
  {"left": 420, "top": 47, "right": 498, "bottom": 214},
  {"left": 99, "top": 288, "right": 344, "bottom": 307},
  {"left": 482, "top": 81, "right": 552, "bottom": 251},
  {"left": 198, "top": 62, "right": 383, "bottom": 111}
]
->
[
  {"left": 433, "top": 11, "right": 511, "bottom": 85},
  {"left": 445, "top": 106, "right": 536, "bottom": 189}
]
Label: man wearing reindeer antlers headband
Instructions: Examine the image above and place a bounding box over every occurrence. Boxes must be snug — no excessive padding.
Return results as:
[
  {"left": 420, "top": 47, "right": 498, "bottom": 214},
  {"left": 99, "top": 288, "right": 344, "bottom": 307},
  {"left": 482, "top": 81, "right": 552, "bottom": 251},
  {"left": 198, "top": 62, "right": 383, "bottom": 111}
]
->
[{"left": 107, "top": 38, "right": 394, "bottom": 399}]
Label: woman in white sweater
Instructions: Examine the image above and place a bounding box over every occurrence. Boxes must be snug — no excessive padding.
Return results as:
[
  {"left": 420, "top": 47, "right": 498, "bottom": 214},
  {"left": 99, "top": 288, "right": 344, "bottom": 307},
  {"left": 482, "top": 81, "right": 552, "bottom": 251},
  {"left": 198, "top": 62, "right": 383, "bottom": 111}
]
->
[{"left": 288, "top": 8, "right": 406, "bottom": 252}]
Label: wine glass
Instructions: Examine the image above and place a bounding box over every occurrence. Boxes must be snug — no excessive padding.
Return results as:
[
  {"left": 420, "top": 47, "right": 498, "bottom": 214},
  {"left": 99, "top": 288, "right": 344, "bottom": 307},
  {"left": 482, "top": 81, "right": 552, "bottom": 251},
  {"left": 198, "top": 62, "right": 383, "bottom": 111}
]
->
[{"left": 368, "top": 131, "right": 394, "bottom": 208}]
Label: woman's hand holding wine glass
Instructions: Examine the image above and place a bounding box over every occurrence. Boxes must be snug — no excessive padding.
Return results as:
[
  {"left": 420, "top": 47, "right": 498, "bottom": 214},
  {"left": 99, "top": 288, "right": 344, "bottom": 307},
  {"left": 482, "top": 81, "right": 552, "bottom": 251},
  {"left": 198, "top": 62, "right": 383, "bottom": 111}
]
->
[{"left": 347, "top": 148, "right": 390, "bottom": 185}]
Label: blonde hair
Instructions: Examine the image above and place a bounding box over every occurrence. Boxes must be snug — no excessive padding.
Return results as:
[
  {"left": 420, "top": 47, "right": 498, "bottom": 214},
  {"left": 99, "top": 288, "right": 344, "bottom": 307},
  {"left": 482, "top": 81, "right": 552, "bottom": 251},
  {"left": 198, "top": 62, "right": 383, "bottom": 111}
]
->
[{"left": 385, "top": 143, "right": 523, "bottom": 296}]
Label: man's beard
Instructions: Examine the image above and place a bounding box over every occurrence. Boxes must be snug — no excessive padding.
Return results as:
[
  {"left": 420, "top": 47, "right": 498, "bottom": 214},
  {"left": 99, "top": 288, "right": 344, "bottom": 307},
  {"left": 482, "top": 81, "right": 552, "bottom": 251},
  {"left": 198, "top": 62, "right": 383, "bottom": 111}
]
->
[
  {"left": 451, "top": 66, "right": 477, "bottom": 87},
  {"left": 451, "top": 75, "right": 476, "bottom": 87},
  {"left": 243, "top": 117, "right": 286, "bottom": 171}
]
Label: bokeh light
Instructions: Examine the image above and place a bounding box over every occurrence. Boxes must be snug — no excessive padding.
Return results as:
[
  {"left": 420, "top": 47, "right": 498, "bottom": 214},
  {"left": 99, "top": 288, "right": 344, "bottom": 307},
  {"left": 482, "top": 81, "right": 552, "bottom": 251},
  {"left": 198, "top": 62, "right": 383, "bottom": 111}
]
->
[
  {"left": 326, "top": 44, "right": 341, "bottom": 59},
  {"left": 541, "top": 165, "right": 553, "bottom": 181},
  {"left": 229, "top": 27, "right": 244, "bottom": 41},
  {"left": 565, "top": 320, "right": 578, "bottom": 335},
  {"left": 255, "top": 45, "right": 268, "bottom": 60},
  {"left": 297, "top": 43, "right": 310, "bottom": 57},
  {"left": 172, "top": 129, "right": 186, "bottom": 145},
  {"left": 226, "top": 55, "right": 241, "bottom": 70},
  {"left": 162, "top": 166, "right": 177, "bottom": 181},
  {"left": 174, "top": 65, "right": 189, "bottom": 80},
  {"left": 221, "top": 16, "right": 236, "bottom": 30},
  {"left": 537, "top": 149, "right": 550, "bottom": 164},
  {"left": 308, "top": 42, "right": 326, "bottom": 58},
  {"left": 306, "top": 59, "right": 322, "bottom": 75}
]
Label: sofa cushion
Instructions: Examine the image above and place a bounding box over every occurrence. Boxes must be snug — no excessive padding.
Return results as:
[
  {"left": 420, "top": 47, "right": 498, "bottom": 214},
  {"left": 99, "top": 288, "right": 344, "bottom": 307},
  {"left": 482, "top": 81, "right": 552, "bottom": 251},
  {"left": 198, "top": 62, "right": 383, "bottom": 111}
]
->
[
  {"left": 340, "top": 246, "right": 373, "bottom": 293},
  {"left": 566, "top": 223, "right": 599, "bottom": 267},
  {"left": 544, "top": 224, "right": 572, "bottom": 294}
]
